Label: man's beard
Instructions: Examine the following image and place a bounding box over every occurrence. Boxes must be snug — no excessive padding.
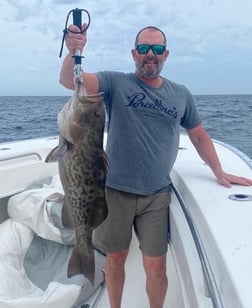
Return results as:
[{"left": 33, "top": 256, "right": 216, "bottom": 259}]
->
[{"left": 135, "top": 58, "right": 164, "bottom": 79}]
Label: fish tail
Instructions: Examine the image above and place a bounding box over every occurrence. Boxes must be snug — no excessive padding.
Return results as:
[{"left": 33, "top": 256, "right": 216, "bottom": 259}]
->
[{"left": 67, "top": 246, "right": 95, "bottom": 285}]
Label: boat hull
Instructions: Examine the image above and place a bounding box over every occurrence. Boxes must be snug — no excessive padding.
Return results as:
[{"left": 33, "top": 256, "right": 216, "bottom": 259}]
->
[{"left": 0, "top": 134, "right": 251, "bottom": 307}]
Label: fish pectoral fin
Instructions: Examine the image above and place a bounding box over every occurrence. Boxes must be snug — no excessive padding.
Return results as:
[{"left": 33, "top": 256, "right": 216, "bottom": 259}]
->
[
  {"left": 45, "top": 144, "right": 67, "bottom": 162},
  {"left": 67, "top": 246, "right": 95, "bottom": 285},
  {"left": 45, "top": 146, "right": 59, "bottom": 162},
  {"left": 45, "top": 136, "right": 68, "bottom": 162}
]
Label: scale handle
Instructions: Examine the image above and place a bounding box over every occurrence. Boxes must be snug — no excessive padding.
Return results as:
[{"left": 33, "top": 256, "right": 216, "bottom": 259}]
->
[
  {"left": 73, "top": 8, "right": 82, "bottom": 31},
  {"left": 59, "top": 8, "right": 90, "bottom": 58}
]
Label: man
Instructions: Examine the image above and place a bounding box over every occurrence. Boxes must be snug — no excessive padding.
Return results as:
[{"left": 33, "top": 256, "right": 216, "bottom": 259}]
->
[{"left": 60, "top": 25, "right": 252, "bottom": 308}]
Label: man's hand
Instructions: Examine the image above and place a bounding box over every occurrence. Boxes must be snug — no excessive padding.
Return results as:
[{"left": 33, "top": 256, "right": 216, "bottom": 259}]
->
[
  {"left": 65, "top": 23, "right": 88, "bottom": 55},
  {"left": 217, "top": 172, "right": 252, "bottom": 188}
]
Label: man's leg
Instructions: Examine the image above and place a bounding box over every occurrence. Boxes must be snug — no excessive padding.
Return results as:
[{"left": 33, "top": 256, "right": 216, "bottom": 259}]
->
[
  {"left": 105, "top": 250, "right": 129, "bottom": 308},
  {"left": 135, "top": 192, "right": 170, "bottom": 307},
  {"left": 93, "top": 188, "right": 137, "bottom": 307},
  {"left": 143, "top": 254, "right": 168, "bottom": 308}
]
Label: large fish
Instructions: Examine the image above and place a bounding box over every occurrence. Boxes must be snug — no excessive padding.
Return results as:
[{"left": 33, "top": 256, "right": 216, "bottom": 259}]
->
[{"left": 46, "top": 80, "right": 108, "bottom": 285}]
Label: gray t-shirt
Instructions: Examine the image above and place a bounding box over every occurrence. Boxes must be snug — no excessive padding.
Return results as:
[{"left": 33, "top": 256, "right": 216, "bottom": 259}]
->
[{"left": 96, "top": 72, "right": 201, "bottom": 195}]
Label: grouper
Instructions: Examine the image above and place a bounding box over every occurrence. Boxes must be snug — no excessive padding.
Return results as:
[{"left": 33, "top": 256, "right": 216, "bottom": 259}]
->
[{"left": 46, "top": 80, "right": 108, "bottom": 285}]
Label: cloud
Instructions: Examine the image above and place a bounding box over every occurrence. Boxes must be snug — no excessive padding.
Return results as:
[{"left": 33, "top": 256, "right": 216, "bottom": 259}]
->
[{"left": 1, "top": 0, "right": 252, "bottom": 95}]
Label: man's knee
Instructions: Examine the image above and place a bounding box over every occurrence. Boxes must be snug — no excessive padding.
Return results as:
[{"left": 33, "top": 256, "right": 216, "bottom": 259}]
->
[
  {"left": 106, "top": 250, "right": 129, "bottom": 267},
  {"left": 143, "top": 254, "right": 167, "bottom": 278}
]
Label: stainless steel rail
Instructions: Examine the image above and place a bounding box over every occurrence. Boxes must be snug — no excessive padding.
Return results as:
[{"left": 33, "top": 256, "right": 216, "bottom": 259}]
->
[
  {"left": 72, "top": 281, "right": 105, "bottom": 308},
  {"left": 172, "top": 184, "right": 224, "bottom": 308},
  {"left": 0, "top": 152, "right": 42, "bottom": 162},
  {"left": 91, "top": 281, "right": 106, "bottom": 308}
]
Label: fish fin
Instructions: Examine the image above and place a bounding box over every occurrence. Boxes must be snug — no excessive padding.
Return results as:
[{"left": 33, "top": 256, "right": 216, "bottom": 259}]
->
[
  {"left": 45, "top": 136, "right": 68, "bottom": 162},
  {"left": 67, "top": 246, "right": 95, "bottom": 285},
  {"left": 45, "top": 146, "right": 59, "bottom": 162},
  {"left": 61, "top": 199, "right": 74, "bottom": 229}
]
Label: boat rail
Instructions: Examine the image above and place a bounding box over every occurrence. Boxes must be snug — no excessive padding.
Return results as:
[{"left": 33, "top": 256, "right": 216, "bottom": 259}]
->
[
  {"left": 172, "top": 184, "right": 224, "bottom": 308},
  {"left": 91, "top": 281, "right": 106, "bottom": 308},
  {"left": 214, "top": 139, "right": 252, "bottom": 170},
  {"left": 71, "top": 280, "right": 105, "bottom": 308},
  {"left": 0, "top": 152, "right": 42, "bottom": 162}
]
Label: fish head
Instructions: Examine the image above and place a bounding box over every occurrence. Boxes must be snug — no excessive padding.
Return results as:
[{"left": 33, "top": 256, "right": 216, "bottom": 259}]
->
[
  {"left": 57, "top": 89, "right": 105, "bottom": 145},
  {"left": 75, "top": 95, "right": 105, "bottom": 131}
]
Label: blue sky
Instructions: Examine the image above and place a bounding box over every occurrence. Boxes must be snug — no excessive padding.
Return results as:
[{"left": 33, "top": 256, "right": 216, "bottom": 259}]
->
[{"left": 1, "top": 0, "right": 252, "bottom": 96}]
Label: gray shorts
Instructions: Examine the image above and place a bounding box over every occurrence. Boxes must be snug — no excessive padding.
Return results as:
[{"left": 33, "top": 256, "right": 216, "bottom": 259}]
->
[{"left": 93, "top": 187, "right": 171, "bottom": 257}]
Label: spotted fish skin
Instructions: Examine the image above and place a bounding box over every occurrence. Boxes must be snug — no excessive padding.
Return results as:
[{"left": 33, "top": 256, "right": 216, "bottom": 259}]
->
[{"left": 46, "top": 81, "right": 108, "bottom": 285}]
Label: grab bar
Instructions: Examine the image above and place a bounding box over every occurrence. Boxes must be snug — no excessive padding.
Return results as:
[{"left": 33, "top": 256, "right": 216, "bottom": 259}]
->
[
  {"left": 172, "top": 184, "right": 224, "bottom": 308},
  {"left": 0, "top": 152, "right": 42, "bottom": 162}
]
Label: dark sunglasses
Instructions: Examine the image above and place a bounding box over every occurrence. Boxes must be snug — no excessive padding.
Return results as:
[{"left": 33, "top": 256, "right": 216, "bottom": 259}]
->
[{"left": 136, "top": 44, "right": 166, "bottom": 55}]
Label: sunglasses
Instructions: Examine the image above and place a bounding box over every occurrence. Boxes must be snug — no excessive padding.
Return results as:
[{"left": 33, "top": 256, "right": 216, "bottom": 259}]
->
[{"left": 136, "top": 44, "right": 166, "bottom": 55}]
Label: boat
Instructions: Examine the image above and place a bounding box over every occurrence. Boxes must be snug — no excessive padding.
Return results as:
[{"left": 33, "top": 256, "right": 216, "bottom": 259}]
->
[{"left": 0, "top": 133, "right": 252, "bottom": 308}]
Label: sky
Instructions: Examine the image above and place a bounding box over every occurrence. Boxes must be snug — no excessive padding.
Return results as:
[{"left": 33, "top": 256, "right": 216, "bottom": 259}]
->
[{"left": 1, "top": 0, "right": 252, "bottom": 96}]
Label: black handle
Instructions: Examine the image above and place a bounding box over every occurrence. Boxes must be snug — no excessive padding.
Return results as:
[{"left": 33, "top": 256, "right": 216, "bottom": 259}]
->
[
  {"left": 73, "top": 8, "right": 82, "bottom": 30},
  {"left": 59, "top": 8, "right": 91, "bottom": 58}
]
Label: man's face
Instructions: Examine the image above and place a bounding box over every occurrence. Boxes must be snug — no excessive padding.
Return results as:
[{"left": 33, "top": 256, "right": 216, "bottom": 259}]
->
[{"left": 132, "top": 29, "right": 169, "bottom": 80}]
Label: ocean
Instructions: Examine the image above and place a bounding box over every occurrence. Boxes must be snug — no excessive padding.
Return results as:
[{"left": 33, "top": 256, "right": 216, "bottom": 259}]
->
[{"left": 0, "top": 95, "right": 251, "bottom": 159}]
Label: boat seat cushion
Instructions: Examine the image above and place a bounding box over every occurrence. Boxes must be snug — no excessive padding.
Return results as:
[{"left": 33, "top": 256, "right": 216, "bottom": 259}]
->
[{"left": 0, "top": 175, "right": 105, "bottom": 308}]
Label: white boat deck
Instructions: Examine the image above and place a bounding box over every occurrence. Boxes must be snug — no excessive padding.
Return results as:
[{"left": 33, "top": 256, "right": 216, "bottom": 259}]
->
[
  {"left": 96, "top": 231, "right": 186, "bottom": 308},
  {"left": 0, "top": 134, "right": 252, "bottom": 307},
  {"left": 171, "top": 134, "right": 252, "bottom": 308}
]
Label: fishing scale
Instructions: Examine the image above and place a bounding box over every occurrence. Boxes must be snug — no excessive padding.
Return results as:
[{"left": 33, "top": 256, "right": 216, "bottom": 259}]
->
[{"left": 59, "top": 8, "right": 91, "bottom": 81}]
